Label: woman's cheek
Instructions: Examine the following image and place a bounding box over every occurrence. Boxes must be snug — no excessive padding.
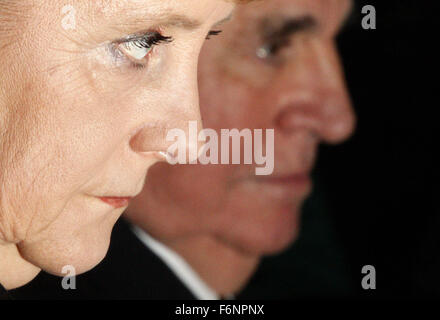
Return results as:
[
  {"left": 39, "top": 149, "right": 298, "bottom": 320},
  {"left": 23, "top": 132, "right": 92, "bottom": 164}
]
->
[
  {"left": 0, "top": 78, "right": 108, "bottom": 242},
  {"left": 81, "top": 43, "right": 169, "bottom": 98}
]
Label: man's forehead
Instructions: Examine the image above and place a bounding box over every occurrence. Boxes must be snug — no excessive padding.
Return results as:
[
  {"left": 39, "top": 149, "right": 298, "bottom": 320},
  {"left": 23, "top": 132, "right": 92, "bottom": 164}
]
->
[
  {"left": 239, "top": 0, "right": 352, "bottom": 23},
  {"left": 229, "top": 0, "right": 352, "bottom": 36}
]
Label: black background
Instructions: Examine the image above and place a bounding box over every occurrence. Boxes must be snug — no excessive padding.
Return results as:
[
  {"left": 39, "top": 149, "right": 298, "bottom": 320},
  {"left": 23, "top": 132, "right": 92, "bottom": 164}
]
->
[
  {"left": 240, "top": 0, "right": 437, "bottom": 300},
  {"left": 319, "top": 0, "right": 437, "bottom": 298}
]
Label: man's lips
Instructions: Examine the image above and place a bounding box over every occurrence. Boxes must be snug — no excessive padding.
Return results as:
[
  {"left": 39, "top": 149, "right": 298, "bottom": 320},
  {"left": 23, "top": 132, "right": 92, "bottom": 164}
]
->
[{"left": 98, "top": 197, "right": 133, "bottom": 209}]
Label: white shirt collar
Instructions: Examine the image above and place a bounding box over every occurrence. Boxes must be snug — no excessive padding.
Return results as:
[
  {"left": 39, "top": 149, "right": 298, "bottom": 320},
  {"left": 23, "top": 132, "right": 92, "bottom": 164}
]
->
[{"left": 131, "top": 225, "right": 220, "bottom": 300}]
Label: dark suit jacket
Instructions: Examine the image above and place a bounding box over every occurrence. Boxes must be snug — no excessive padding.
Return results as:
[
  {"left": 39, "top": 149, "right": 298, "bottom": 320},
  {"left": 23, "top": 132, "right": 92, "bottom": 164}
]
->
[
  {"left": 11, "top": 218, "right": 196, "bottom": 300},
  {"left": 0, "top": 283, "right": 10, "bottom": 300},
  {"left": 11, "top": 178, "right": 354, "bottom": 300}
]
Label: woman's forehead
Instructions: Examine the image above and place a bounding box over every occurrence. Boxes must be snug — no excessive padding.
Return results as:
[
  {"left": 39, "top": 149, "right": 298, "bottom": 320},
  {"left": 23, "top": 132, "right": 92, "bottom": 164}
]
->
[
  {"left": 60, "top": 0, "right": 232, "bottom": 39},
  {"left": 91, "top": 0, "right": 232, "bottom": 22}
]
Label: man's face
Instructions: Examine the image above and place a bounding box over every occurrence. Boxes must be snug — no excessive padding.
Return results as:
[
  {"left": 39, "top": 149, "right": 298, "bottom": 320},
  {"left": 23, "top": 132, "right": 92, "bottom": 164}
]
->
[{"left": 127, "top": 0, "right": 356, "bottom": 255}]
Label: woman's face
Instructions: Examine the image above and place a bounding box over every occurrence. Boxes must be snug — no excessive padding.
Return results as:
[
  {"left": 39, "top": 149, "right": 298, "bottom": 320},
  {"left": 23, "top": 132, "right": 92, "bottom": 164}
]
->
[{"left": 0, "top": 0, "right": 233, "bottom": 275}]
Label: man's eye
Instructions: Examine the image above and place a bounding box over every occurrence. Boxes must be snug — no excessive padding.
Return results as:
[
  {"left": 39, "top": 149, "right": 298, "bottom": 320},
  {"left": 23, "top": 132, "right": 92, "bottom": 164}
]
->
[
  {"left": 112, "top": 32, "right": 173, "bottom": 69},
  {"left": 257, "top": 37, "right": 292, "bottom": 60}
]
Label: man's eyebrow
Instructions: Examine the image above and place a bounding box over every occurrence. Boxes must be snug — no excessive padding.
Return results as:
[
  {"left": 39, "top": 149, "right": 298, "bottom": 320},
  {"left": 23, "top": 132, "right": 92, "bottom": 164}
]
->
[{"left": 261, "top": 15, "right": 318, "bottom": 40}]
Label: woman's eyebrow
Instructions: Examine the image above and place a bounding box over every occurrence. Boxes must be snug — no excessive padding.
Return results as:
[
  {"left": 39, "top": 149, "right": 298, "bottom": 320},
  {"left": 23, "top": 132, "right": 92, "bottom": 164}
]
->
[
  {"left": 118, "top": 13, "right": 203, "bottom": 30},
  {"left": 153, "top": 14, "right": 203, "bottom": 30}
]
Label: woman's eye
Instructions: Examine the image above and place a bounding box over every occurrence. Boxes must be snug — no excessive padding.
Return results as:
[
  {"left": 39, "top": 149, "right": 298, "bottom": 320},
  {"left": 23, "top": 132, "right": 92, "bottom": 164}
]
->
[
  {"left": 111, "top": 32, "right": 173, "bottom": 69},
  {"left": 120, "top": 42, "right": 153, "bottom": 62}
]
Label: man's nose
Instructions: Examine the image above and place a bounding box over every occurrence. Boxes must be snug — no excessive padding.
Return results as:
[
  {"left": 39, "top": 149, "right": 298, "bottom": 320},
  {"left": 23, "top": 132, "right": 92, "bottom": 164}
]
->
[{"left": 273, "top": 38, "right": 356, "bottom": 144}]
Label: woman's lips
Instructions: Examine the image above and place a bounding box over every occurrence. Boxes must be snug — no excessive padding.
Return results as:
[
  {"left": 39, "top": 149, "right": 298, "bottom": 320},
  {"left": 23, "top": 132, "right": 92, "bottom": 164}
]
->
[{"left": 98, "top": 197, "right": 133, "bottom": 209}]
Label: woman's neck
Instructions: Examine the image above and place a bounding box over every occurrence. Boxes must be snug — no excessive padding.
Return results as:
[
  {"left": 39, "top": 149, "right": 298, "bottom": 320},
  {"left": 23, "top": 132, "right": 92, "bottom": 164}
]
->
[{"left": 0, "top": 242, "right": 40, "bottom": 290}]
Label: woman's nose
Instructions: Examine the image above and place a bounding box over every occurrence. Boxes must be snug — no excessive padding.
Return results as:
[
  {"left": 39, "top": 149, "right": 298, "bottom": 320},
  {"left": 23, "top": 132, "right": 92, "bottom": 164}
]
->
[
  {"left": 274, "top": 38, "right": 356, "bottom": 144},
  {"left": 129, "top": 118, "right": 203, "bottom": 163},
  {"left": 128, "top": 72, "right": 204, "bottom": 163}
]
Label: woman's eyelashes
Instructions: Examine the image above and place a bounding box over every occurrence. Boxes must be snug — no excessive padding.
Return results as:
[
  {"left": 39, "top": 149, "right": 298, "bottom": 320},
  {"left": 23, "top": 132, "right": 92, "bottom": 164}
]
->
[
  {"left": 107, "top": 29, "right": 219, "bottom": 70},
  {"left": 206, "top": 30, "right": 222, "bottom": 40},
  {"left": 110, "top": 31, "right": 173, "bottom": 69}
]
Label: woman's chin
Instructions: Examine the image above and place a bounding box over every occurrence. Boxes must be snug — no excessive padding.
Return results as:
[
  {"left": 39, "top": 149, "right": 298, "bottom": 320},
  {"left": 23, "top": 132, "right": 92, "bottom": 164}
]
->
[{"left": 17, "top": 215, "right": 119, "bottom": 277}]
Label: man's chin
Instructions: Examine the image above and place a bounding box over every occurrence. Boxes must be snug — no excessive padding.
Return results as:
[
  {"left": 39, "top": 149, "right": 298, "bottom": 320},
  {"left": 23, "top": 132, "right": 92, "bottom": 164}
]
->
[
  {"left": 241, "top": 225, "right": 300, "bottom": 256},
  {"left": 222, "top": 212, "right": 301, "bottom": 257}
]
